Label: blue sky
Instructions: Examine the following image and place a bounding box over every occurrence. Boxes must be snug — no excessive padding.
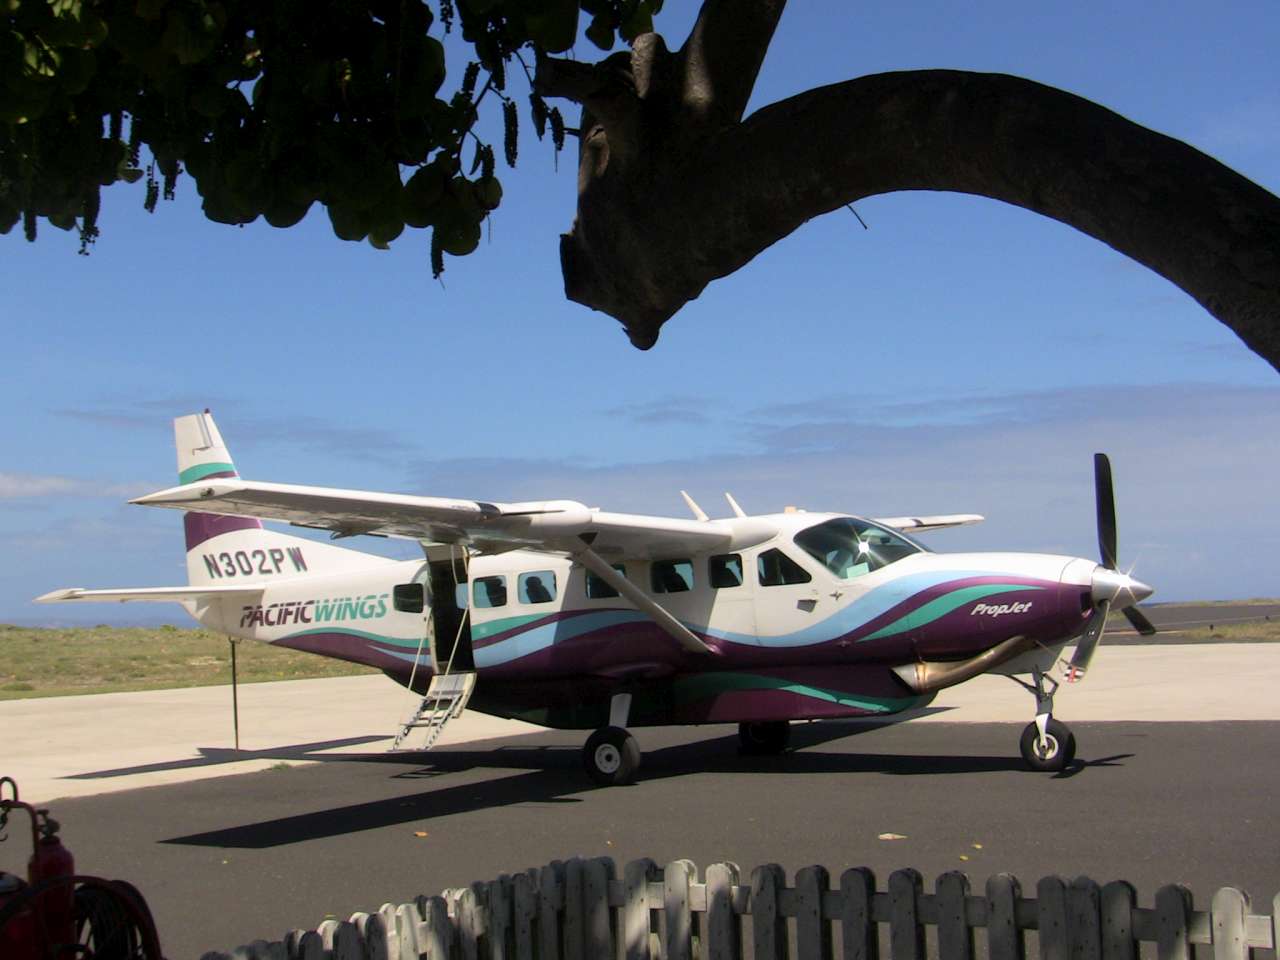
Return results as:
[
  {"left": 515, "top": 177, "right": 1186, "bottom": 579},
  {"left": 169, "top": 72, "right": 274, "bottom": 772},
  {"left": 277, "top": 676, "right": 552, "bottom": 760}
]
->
[{"left": 3, "top": 1, "right": 1278, "bottom": 624}]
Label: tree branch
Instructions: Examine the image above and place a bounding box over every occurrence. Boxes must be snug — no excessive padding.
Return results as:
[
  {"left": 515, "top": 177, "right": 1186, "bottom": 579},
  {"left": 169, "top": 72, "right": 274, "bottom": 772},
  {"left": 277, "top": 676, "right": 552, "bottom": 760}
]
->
[
  {"left": 675, "top": 0, "right": 787, "bottom": 128},
  {"left": 559, "top": 69, "right": 1280, "bottom": 370}
]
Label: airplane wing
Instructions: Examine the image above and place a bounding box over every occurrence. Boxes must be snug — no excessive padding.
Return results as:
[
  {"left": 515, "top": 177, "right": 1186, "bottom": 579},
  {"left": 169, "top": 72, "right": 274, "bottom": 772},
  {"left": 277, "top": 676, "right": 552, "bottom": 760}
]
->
[
  {"left": 130, "top": 479, "right": 778, "bottom": 558},
  {"left": 36, "top": 585, "right": 264, "bottom": 603},
  {"left": 872, "top": 514, "right": 984, "bottom": 533}
]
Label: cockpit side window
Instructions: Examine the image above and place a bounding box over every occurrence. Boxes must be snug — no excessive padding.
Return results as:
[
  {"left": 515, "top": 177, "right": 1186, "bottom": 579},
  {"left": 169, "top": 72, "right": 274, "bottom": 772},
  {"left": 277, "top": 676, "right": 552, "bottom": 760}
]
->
[
  {"left": 757, "top": 548, "right": 811, "bottom": 586},
  {"left": 794, "top": 518, "right": 925, "bottom": 578}
]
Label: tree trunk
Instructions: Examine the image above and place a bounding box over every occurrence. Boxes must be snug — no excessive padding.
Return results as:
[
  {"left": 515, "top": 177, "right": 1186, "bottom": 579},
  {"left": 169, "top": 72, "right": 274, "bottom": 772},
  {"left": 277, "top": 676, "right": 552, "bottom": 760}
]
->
[{"left": 550, "top": 66, "right": 1280, "bottom": 371}]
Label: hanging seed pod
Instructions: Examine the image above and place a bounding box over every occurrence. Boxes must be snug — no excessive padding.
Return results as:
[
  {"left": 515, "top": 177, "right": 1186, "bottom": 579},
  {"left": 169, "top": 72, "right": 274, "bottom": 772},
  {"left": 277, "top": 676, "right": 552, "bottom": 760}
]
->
[
  {"left": 430, "top": 229, "right": 444, "bottom": 278},
  {"left": 530, "top": 93, "right": 548, "bottom": 140},
  {"left": 549, "top": 107, "right": 565, "bottom": 153},
  {"left": 502, "top": 100, "right": 518, "bottom": 167}
]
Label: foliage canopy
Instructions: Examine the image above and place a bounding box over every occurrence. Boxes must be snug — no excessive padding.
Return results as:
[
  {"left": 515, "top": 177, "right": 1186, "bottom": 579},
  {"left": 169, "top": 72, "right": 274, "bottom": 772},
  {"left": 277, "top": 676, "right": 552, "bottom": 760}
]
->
[{"left": 0, "top": 0, "right": 660, "bottom": 269}]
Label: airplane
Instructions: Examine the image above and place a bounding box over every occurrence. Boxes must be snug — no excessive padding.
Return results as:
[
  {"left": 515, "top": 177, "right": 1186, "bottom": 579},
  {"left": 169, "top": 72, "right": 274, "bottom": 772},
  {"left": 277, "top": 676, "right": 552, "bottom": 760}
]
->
[{"left": 38, "top": 411, "right": 1155, "bottom": 784}]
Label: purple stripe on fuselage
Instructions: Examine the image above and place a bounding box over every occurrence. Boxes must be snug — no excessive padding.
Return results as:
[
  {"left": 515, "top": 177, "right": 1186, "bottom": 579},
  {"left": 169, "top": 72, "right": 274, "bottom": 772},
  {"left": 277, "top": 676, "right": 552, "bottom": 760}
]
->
[{"left": 184, "top": 512, "right": 262, "bottom": 550}]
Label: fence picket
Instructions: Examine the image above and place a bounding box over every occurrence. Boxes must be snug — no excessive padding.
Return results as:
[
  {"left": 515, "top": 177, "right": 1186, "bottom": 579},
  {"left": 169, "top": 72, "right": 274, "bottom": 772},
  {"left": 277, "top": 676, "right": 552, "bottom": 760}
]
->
[
  {"left": 296, "top": 930, "right": 326, "bottom": 960},
  {"left": 391, "top": 904, "right": 419, "bottom": 960},
  {"left": 935, "top": 871, "right": 972, "bottom": 960},
  {"left": 840, "top": 868, "right": 878, "bottom": 960},
  {"left": 1211, "top": 888, "right": 1250, "bottom": 960},
  {"left": 1154, "top": 885, "right": 1193, "bottom": 960},
  {"left": 331, "top": 921, "right": 362, "bottom": 960},
  {"left": 751, "top": 864, "right": 789, "bottom": 960},
  {"left": 1098, "top": 882, "right": 1135, "bottom": 960},
  {"left": 1037, "top": 877, "right": 1069, "bottom": 960},
  {"left": 1067, "top": 878, "right": 1101, "bottom": 960},
  {"left": 986, "top": 874, "right": 1025, "bottom": 960},
  {"left": 706, "top": 862, "right": 743, "bottom": 960},
  {"left": 540, "top": 861, "right": 566, "bottom": 960},
  {"left": 888, "top": 869, "right": 924, "bottom": 960},
  {"left": 513, "top": 871, "right": 539, "bottom": 960},
  {"left": 585, "top": 858, "right": 616, "bottom": 960},
  {"left": 355, "top": 911, "right": 390, "bottom": 960},
  {"left": 665, "top": 859, "right": 698, "bottom": 960},
  {"left": 795, "top": 867, "right": 833, "bottom": 960},
  {"left": 564, "top": 858, "right": 587, "bottom": 960},
  {"left": 624, "top": 859, "right": 659, "bottom": 960},
  {"left": 422, "top": 895, "right": 455, "bottom": 960},
  {"left": 489, "top": 875, "right": 514, "bottom": 960}
]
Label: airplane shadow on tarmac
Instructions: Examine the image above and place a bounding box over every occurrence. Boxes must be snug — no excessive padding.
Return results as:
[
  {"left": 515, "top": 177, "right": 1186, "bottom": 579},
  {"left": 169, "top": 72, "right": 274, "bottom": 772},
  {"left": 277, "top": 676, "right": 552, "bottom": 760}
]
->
[
  {"left": 64, "top": 736, "right": 390, "bottom": 780},
  {"left": 159, "top": 721, "right": 1133, "bottom": 850}
]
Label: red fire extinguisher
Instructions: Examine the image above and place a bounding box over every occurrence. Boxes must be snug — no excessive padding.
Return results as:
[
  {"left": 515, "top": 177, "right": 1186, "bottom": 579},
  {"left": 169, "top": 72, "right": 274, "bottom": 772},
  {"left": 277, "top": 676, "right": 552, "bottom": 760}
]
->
[{"left": 28, "top": 814, "right": 76, "bottom": 957}]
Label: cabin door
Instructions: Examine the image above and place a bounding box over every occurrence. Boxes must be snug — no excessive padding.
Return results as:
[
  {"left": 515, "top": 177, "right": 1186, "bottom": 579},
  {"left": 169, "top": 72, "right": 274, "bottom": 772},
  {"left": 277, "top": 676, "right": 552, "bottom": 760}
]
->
[{"left": 428, "top": 555, "right": 474, "bottom": 672}]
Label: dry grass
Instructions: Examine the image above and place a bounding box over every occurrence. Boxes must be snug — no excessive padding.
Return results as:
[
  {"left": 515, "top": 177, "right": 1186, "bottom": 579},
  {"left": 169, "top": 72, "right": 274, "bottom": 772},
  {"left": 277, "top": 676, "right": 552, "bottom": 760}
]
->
[{"left": 0, "top": 623, "right": 376, "bottom": 700}]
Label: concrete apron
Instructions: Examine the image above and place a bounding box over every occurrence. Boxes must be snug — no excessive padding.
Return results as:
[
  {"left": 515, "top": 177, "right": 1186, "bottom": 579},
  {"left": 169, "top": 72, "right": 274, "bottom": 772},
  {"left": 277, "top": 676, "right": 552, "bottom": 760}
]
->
[{"left": 1, "top": 643, "right": 1275, "bottom": 804}]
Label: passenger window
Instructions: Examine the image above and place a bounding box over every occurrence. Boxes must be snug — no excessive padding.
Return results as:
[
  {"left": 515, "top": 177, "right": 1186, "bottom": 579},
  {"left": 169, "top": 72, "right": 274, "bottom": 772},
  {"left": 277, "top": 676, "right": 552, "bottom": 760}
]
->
[
  {"left": 454, "top": 583, "right": 469, "bottom": 609},
  {"left": 708, "top": 554, "right": 743, "bottom": 588},
  {"left": 758, "top": 548, "right": 812, "bottom": 586},
  {"left": 519, "top": 570, "right": 557, "bottom": 604},
  {"left": 651, "top": 559, "right": 693, "bottom": 594},
  {"left": 585, "top": 564, "right": 626, "bottom": 599},
  {"left": 473, "top": 576, "right": 507, "bottom": 609}
]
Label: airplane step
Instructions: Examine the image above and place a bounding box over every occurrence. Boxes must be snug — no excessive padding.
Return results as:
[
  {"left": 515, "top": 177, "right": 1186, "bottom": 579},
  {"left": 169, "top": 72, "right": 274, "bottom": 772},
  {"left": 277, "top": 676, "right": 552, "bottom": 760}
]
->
[{"left": 389, "top": 671, "right": 477, "bottom": 752}]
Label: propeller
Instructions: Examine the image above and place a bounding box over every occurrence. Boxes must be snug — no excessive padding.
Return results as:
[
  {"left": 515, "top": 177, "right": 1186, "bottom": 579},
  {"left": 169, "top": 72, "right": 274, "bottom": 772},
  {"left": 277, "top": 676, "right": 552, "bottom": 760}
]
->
[{"left": 1068, "top": 454, "right": 1155, "bottom": 681}]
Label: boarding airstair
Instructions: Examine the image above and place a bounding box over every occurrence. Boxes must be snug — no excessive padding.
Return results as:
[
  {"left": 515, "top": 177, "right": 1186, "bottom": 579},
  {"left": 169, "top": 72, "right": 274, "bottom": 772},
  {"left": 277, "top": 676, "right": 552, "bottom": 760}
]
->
[{"left": 390, "top": 670, "right": 477, "bottom": 752}]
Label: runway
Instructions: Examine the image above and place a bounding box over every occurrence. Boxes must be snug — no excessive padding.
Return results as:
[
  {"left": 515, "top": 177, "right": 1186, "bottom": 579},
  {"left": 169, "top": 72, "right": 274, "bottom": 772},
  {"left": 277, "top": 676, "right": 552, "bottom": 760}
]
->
[{"left": 3, "top": 641, "right": 1279, "bottom": 959}]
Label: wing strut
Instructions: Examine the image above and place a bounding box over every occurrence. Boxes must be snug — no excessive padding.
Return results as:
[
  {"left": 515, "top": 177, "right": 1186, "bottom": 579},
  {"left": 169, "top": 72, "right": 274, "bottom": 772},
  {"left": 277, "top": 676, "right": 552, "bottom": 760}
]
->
[{"left": 572, "top": 544, "right": 716, "bottom": 655}]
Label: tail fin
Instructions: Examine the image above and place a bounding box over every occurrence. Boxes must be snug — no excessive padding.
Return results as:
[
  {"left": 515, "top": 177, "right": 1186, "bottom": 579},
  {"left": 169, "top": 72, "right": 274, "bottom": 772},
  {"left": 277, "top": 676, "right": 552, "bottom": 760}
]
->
[
  {"left": 178, "top": 411, "right": 395, "bottom": 585},
  {"left": 176, "top": 411, "right": 264, "bottom": 562}
]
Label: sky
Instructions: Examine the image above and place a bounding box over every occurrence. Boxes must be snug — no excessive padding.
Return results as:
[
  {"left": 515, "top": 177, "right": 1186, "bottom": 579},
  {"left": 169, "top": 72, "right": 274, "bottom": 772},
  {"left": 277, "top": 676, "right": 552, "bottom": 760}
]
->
[{"left": 3, "top": 1, "right": 1278, "bottom": 624}]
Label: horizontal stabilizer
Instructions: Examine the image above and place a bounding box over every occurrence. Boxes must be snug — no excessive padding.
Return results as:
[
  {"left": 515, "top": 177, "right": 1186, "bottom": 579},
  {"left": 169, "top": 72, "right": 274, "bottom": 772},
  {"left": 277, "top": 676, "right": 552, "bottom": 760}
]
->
[
  {"left": 35, "top": 585, "right": 264, "bottom": 604},
  {"left": 874, "top": 514, "right": 984, "bottom": 533}
]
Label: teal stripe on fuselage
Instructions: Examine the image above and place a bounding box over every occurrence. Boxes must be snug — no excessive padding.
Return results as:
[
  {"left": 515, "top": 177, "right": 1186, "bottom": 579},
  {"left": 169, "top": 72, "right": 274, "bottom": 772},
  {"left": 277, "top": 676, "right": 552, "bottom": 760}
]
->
[
  {"left": 179, "top": 462, "right": 237, "bottom": 484},
  {"left": 473, "top": 609, "right": 649, "bottom": 668},
  {"left": 862, "top": 584, "right": 1044, "bottom": 641},
  {"left": 703, "top": 570, "right": 1048, "bottom": 647}
]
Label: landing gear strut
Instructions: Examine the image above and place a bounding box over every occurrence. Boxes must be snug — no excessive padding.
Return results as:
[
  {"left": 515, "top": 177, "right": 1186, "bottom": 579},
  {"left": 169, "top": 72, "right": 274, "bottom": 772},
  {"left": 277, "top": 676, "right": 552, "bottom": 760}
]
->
[
  {"left": 1011, "top": 667, "right": 1076, "bottom": 772},
  {"left": 583, "top": 693, "right": 640, "bottom": 786}
]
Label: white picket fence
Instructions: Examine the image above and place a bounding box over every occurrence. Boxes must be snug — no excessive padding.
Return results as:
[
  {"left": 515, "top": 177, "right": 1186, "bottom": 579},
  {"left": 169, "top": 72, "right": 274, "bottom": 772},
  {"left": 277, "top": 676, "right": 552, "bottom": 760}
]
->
[{"left": 199, "top": 857, "right": 1280, "bottom": 960}]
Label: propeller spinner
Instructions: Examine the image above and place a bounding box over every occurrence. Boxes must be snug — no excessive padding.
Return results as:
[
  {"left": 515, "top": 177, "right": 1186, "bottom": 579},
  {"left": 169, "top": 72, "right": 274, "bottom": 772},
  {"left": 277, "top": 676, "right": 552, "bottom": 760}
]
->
[{"left": 1068, "top": 453, "right": 1156, "bottom": 681}]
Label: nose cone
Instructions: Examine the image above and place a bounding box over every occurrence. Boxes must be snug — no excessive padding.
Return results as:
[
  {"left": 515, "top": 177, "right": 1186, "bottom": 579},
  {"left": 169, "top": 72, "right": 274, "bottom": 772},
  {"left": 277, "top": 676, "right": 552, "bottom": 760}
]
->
[{"left": 1092, "top": 566, "right": 1154, "bottom": 608}]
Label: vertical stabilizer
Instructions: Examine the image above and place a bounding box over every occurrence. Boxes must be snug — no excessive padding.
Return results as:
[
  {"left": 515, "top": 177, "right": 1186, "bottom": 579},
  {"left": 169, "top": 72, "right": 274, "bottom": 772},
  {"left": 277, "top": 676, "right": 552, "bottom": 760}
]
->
[
  {"left": 176, "top": 411, "right": 396, "bottom": 588},
  {"left": 176, "top": 411, "right": 263, "bottom": 570}
]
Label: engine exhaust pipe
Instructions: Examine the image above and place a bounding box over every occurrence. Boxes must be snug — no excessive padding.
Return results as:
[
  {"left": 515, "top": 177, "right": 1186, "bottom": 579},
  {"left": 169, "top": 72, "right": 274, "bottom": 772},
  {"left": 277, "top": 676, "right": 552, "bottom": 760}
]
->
[{"left": 892, "top": 635, "right": 1034, "bottom": 694}]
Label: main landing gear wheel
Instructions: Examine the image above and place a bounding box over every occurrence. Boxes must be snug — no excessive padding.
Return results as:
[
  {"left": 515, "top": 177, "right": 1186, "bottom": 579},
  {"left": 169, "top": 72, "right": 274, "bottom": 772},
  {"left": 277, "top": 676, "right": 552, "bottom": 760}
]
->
[
  {"left": 1019, "top": 718, "right": 1076, "bottom": 772},
  {"left": 583, "top": 726, "right": 641, "bottom": 786},
  {"left": 738, "top": 721, "right": 791, "bottom": 755}
]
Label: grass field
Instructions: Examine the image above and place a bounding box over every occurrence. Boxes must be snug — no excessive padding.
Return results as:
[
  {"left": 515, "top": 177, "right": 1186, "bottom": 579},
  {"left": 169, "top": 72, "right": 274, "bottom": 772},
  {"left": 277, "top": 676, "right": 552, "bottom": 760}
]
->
[{"left": 0, "top": 624, "right": 376, "bottom": 700}]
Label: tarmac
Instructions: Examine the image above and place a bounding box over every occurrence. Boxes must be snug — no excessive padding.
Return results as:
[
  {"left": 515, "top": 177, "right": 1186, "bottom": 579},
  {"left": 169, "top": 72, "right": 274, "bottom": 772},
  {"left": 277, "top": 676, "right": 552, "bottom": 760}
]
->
[{"left": 3, "top": 641, "right": 1278, "bottom": 805}]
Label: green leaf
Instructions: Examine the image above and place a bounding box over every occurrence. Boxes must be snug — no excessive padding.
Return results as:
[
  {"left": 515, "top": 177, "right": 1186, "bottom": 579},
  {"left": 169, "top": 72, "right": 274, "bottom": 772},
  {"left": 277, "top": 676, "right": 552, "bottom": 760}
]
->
[{"left": 585, "top": 14, "right": 615, "bottom": 51}]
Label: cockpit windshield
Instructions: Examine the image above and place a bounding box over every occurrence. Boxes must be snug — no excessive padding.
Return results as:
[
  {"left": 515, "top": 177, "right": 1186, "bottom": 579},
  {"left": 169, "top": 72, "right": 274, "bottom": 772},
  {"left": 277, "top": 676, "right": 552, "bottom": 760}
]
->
[{"left": 794, "top": 517, "right": 927, "bottom": 579}]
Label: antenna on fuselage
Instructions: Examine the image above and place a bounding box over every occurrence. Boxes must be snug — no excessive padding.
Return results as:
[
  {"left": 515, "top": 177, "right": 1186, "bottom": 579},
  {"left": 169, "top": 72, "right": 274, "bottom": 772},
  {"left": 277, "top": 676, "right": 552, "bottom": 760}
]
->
[
  {"left": 680, "top": 491, "right": 709, "bottom": 522},
  {"left": 724, "top": 493, "right": 747, "bottom": 518}
]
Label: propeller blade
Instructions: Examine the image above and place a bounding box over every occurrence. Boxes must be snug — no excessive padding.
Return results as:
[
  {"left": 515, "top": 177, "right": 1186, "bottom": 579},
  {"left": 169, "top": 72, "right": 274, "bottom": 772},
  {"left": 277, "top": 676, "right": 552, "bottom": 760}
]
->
[
  {"left": 1095, "top": 453, "right": 1118, "bottom": 570},
  {"left": 1123, "top": 605, "right": 1157, "bottom": 637},
  {"left": 1067, "top": 599, "right": 1110, "bottom": 682}
]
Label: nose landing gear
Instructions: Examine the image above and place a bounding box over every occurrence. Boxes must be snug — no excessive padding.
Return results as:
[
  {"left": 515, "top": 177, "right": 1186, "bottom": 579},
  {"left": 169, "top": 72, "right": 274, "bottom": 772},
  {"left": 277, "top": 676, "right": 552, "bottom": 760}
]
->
[{"left": 1011, "top": 666, "right": 1077, "bottom": 772}]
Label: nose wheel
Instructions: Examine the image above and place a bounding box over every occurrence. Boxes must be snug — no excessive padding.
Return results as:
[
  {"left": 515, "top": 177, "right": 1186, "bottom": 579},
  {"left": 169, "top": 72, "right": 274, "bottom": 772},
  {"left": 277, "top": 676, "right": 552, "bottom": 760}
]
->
[
  {"left": 1010, "top": 666, "right": 1076, "bottom": 772},
  {"left": 1019, "top": 717, "right": 1076, "bottom": 771}
]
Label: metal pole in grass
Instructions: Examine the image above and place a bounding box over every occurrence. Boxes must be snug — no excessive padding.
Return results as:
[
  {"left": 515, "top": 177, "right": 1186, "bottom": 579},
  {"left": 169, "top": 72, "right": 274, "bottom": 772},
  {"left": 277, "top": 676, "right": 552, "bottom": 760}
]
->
[{"left": 229, "top": 637, "right": 240, "bottom": 752}]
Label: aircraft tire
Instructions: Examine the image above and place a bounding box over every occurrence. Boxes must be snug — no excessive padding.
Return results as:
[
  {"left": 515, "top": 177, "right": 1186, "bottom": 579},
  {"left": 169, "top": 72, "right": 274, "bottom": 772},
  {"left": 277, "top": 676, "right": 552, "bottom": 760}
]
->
[
  {"left": 738, "top": 720, "right": 791, "bottom": 755},
  {"left": 583, "top": 726, "right": 641, "bottom": 786},
  {"left": 1019, "top": 719, "right": 1076, "bottom": 772}
]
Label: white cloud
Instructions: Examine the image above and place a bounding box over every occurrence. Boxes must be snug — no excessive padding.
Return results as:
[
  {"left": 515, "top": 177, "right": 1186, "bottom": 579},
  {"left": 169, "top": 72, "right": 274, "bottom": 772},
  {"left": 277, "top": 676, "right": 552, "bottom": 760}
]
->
[{"left": 0, "top": 473, "right": 152, "bottom": 500}]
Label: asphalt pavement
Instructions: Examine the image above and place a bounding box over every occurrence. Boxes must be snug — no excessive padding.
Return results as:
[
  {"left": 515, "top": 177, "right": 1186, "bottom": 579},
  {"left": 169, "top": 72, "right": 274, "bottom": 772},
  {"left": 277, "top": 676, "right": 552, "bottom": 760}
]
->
[{"left": 4, "top": 631, "right": 1280, "bottom": 958}]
